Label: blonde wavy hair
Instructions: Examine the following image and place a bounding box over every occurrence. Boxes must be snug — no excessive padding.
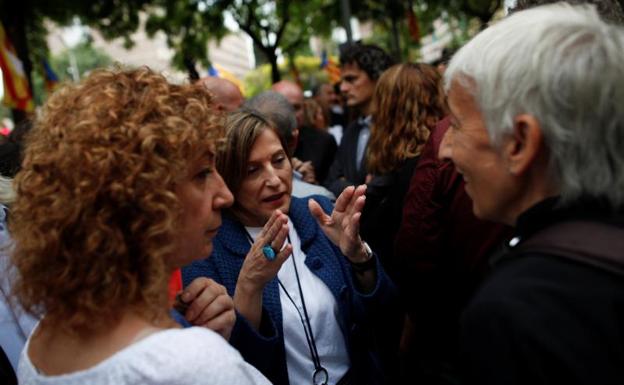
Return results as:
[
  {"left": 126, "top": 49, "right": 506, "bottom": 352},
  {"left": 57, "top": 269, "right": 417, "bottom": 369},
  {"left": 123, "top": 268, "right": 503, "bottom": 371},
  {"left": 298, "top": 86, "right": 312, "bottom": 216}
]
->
[
  {"left": 367, "top": 63, "right": 447, "bottom": 175},
  {"left": 10, "top": 67, "right": 222, "bottom": 336}
]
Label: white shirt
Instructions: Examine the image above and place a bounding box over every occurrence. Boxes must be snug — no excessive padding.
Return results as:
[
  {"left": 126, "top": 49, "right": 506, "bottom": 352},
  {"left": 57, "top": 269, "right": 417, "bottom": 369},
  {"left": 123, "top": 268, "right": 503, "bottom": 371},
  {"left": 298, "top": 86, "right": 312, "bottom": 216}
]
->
[
  {"left": 246, "top": 221, "right": 350, "bottom": 385},
  {"left": 18, "top": 327, "right": 270, "bottom": 385}
]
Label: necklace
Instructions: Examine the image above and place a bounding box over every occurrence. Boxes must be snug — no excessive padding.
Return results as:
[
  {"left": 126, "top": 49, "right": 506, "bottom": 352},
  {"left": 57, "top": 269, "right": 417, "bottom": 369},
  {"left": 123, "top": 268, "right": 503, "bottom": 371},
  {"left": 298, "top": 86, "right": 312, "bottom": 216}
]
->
[{"left": 243, "top": 228, "right": 328, "bottom": 385}]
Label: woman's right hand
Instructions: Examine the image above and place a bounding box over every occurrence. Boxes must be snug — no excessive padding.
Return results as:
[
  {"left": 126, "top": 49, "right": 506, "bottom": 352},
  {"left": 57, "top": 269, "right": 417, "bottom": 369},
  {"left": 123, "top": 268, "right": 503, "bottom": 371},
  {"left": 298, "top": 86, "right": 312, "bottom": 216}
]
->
[
  {"left": 234, "top": 210, "right": 292, "bottom": 330},
  {"left": 238, "top": 210, "right": 292, "bottom": 291}
]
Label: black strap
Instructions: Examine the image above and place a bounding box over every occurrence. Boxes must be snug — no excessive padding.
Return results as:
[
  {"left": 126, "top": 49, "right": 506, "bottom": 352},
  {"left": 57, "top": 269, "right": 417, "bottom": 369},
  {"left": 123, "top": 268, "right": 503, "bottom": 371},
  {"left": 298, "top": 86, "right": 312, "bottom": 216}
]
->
[
  {"left": 243, "top": 229, "right": 328, "bottom": 384},
  {"left": 507, "top": 220, "right": 624, "bottom": 276}
]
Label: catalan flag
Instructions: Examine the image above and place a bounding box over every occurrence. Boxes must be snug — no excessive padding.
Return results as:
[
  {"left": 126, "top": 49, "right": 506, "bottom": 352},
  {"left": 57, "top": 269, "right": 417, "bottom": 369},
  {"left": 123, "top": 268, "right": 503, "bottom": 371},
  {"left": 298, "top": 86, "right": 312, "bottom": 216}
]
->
[
  {"left": 320, "top": 50, "right": 341, "bottom": 84},
  {"left": 0, "top": 22, "right": 33, "bottom": 112},
  {"left": 42, "top": 58, "right": 59, "bottom": 93}
]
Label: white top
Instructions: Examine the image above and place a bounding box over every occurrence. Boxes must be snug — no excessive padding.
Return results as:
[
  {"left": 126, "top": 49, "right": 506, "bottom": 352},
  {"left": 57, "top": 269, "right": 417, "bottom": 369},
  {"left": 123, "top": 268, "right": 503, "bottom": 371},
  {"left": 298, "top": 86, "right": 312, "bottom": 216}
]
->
[
  {"left": 246, "top": 220, "right": 350, "bottom": 385},
  {"left": 17, "top": 327, "right": 271, "bottom": 385},
  {"left": 0, "top": 205, "right": 38, "bottom": 371}
]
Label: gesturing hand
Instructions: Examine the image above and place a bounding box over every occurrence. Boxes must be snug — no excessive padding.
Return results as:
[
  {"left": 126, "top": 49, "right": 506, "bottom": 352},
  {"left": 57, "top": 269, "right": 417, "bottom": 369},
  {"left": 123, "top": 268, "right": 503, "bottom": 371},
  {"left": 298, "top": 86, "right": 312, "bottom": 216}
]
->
[
  {"left": 237, "top": 210, "right": 292, "bottom": 293},
  {"left": 308, "top": 184, "right": 370, "bottom": 263},
  {"left": 178, "top": 277, "right": 236, "bottom": 340}
]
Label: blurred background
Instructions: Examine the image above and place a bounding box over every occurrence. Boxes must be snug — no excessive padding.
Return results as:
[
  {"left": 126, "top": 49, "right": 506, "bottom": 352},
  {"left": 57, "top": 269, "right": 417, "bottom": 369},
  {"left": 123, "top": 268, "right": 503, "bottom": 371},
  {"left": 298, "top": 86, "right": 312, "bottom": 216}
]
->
[{"left": 0, "top": 0, "right": 517, "bottom": 129}]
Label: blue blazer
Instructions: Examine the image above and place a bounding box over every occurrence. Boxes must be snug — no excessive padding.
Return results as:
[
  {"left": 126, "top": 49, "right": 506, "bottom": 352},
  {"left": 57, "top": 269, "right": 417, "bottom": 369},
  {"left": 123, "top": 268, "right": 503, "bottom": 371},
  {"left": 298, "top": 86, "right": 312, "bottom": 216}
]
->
[{"left": 182, "top": 196, "right": 401, "bottom": 385}]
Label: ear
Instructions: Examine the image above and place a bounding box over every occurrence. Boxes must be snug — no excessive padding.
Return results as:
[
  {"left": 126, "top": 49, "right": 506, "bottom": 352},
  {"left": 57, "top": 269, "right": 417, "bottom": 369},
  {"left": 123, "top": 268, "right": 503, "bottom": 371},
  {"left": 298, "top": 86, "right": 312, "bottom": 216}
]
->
[{"left": 503, "top": 114, "right": 544, "bottom": 176}]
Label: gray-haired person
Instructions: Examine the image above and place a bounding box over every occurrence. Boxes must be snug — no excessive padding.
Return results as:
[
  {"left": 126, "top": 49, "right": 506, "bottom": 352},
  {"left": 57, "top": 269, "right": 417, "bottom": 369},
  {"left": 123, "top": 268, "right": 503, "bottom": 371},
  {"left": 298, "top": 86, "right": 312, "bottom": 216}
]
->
[{"left": 438, "top": 4, "right": 624, "bottom": 384}]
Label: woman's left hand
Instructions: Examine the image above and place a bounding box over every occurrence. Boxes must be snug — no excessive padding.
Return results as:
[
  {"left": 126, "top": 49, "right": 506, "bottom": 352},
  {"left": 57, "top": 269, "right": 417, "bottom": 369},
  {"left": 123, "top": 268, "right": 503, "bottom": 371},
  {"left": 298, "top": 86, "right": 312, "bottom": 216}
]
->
[{"left": 308, "top": 184, "right": 370, "bottom": 263}]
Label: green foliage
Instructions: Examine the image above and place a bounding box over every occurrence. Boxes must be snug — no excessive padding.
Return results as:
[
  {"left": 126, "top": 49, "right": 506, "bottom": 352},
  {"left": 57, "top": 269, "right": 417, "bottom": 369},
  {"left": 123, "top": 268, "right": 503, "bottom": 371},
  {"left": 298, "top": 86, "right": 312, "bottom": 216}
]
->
[
  {"left": 30, "top": 42, "right": 112, "bottom": 106},
  {"left": 243, "top": 54, "right": 332, "bottom": 98},
  {"left": 145, "top": 0, "right": 230, "bottom": 71}
]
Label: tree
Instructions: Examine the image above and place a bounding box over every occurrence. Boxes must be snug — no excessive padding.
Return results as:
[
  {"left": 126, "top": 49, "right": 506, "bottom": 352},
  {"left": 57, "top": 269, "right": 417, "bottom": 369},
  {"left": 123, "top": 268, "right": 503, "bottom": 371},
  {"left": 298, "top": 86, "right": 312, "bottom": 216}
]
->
[
  {"left": 145, "top": 0, "right": 231, "bottom": 79},
  {"left": 0, "top": 0, "right": 153, "bottom": 122}
]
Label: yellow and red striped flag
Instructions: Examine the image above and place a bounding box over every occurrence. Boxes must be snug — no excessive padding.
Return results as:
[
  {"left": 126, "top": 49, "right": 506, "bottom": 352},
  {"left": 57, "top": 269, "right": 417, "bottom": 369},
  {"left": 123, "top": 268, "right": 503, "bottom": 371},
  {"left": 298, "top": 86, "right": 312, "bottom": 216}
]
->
[
  {"left": 0, "top": 22, "right": 33, "bottom": 112},
  {"left": 320, "top": 51, "right": 341, "bottom": 84}
]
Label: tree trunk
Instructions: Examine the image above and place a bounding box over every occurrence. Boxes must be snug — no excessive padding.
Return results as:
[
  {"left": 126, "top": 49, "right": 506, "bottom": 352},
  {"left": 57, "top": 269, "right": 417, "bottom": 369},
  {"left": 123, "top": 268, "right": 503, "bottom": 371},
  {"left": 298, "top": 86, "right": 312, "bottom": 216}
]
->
[{"left": 268, "top": 51, "right": 281, "bottom": 84}]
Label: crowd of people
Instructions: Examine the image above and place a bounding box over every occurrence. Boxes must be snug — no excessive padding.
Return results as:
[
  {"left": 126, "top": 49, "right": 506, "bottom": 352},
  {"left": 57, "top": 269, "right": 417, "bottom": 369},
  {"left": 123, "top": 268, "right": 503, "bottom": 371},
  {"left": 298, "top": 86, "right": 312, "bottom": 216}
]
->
[{"left": 1, "top": 1, "right": 624, "bottom": 385}]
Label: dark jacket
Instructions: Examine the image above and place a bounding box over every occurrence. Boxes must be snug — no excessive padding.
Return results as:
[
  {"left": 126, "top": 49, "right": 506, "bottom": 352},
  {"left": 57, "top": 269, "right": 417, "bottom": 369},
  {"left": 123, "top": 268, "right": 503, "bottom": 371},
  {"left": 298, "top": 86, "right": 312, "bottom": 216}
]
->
[
  {"left": 182, "top": 196, "right": 401, "bottom": 385},
  {"left": 294, "top": 125, "right": 337, "bottom": 185},
  {"left": 325, "top": 119, "right": 369, "bottom": 197},
  {"left": 461, "top": 197, "right": 624, "bottom": 385},
  {"left": 393, "top": 118, "right": 511, "bottom": 383},
  {"left": 361, "top": 157, "right": 419, "bottom": 280}
]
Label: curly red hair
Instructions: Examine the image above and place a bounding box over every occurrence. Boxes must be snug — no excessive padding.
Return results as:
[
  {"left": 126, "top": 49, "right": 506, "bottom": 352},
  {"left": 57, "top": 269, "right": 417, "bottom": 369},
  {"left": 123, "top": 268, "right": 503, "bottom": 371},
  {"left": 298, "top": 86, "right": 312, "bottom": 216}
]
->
[
  {"left": 10, "top": 67, "right": 222, "bottom": 335},
  {"left": 367, "top": 63, "right": 447, "bottom": 175}
]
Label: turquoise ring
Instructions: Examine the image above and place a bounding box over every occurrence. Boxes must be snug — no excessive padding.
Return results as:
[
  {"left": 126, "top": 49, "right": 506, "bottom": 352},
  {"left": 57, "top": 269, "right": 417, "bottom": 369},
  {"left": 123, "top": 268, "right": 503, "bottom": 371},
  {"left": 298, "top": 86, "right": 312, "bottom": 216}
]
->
[{"left": 262, "top": 245, "right": 277, "bottom": 261}]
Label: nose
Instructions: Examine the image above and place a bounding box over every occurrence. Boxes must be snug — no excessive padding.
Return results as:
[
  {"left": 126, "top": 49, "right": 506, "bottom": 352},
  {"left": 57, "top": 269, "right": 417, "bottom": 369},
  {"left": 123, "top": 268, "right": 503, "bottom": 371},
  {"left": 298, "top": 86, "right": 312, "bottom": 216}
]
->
[
  {"left": 339, "top": 82, "right": 349, "bottom": 94},
  {"left": 438, "top": 127, "right": 453, "bottom": 161},
  {"left": 265, "top": 167, "right": 281, "bottom": 187},
  {"left": 214, "top": 171, "right": 234, "bottom": 209}
]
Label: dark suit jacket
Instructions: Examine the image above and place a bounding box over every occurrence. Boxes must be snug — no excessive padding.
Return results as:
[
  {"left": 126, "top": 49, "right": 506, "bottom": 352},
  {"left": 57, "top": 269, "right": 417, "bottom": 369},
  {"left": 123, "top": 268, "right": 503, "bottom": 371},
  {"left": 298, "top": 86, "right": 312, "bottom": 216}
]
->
[
  {"left": 182, "top": 196, "right": 401, "bottom": 385},
  {"left": 294, "top": 125, "right": 337, "bottom": 185},
  {"left": 325, "top": 119, "right": 369, "bottom": 197}
]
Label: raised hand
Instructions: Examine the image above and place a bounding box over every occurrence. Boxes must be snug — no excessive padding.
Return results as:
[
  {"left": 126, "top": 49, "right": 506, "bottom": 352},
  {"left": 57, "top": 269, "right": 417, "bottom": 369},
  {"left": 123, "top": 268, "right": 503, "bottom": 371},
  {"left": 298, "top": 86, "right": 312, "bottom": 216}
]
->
[
  {"left": 234, "top": 209, "right": 293, "bottom": 330},
  {"left": 308, "top": 184, "right": 370, "bottom": 263}
]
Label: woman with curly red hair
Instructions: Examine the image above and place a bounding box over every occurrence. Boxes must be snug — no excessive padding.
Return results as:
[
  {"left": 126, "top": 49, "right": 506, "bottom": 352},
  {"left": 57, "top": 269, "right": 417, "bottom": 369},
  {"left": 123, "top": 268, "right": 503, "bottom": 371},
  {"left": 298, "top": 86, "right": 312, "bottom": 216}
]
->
[
  {"left": 361, "top": 62, "right": 448, "bottom": 278},
  {"left": 9, "top": 67, "right": 270, "bottom": 384}
]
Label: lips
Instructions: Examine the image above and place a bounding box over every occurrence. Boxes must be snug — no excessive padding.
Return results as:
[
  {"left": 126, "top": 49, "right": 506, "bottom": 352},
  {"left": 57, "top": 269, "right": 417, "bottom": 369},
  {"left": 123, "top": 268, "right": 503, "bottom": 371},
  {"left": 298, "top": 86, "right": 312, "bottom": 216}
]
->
[{"left": 262, "top": 192, "right": 285, "bottom": 202}]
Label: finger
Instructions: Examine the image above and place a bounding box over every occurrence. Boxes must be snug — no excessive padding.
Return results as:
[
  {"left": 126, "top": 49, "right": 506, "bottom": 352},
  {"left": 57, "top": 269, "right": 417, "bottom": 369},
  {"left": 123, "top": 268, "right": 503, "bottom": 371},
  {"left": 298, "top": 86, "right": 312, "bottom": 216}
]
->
[
  {"left": 308, "top": 198, "right": 332, "bottom": 226},
  {"left": 346, "top": 185, "right": 367, "bottom": 216},
  {"left": 181, "top": 277, "right": 223, "bottom": 304},
  {"left": 203, "top": 309, "right": 236, "bottom": 338},
  {"left": 271, "top": 223, "right": 289, "bottom": 252},
  {"left": 259, "top": 212, "right": 288, "bottom": 245},
  {"left": 273, "top": 244, "right": 293, "bottom": 268},
  {"left": 334, "top": 185, "right": 355, "bottom": 213},
  {"left": 259, "top": 210, "right": 281, "bottom": 238},
  {"left": 193, "top": 294, "right": 234, "bottom": 325}
]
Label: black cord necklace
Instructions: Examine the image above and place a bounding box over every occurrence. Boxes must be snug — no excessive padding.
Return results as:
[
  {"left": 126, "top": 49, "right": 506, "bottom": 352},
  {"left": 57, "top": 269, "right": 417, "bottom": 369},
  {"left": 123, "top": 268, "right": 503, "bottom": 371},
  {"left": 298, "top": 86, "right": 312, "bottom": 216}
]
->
[{"left": 243, "top": 228, "right": 329, "bottom": 385}]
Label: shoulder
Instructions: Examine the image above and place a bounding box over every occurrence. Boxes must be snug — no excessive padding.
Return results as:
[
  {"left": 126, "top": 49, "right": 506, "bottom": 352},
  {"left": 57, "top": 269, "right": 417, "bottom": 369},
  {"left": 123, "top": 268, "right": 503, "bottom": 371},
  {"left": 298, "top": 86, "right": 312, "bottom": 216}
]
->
[{"left": 125, "top": 328, "right": 268, "bottom": 385}]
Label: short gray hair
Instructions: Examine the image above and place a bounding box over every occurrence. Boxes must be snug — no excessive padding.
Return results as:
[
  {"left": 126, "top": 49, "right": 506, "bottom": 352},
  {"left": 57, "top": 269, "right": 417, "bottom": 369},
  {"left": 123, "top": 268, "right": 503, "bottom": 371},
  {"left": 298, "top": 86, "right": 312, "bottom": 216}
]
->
[
  {"left": 445, "top": 3, "right": 624, "bottom": 208},
  {"left": 245, "top": 91, "right": 297, "bottom": 144}
]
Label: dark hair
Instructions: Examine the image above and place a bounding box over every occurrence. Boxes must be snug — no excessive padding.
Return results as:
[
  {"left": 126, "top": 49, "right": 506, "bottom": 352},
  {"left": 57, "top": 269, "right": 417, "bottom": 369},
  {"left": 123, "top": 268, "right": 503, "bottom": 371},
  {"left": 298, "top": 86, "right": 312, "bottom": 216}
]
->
[{"left": 339, "top": 43, "right": 395, "bottom": 81}]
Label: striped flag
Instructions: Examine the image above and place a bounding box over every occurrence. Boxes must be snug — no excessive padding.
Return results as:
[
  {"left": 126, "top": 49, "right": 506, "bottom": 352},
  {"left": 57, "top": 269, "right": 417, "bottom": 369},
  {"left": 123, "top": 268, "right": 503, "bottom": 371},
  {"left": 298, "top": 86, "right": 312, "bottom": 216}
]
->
[
  {"left": 0, "top": 22, "right": 33, "bottom": 112},
  {"left": 320, "top": 50, "right": 341, "bottom": 84},
  {"left": 42, "top": 58, "right": 59, "bottom": 93}
]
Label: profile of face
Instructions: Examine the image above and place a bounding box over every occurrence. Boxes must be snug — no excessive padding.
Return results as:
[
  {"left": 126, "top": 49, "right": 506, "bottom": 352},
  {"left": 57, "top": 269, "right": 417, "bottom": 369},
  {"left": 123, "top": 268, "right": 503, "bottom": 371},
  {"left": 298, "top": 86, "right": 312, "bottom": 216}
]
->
[
  {"left": 235, "top": 128, "right": 293, "bottom": 227},
  {"left": 439, "top": 79, "right": 516, "bottom": 223},
  {"left": 340, "top": 62, "right": 376, "bottom": 112},
  {"left": 174, "top": 154, "right": 234, "bottom": 266},
  {"left": 317, "top": 84, "right": 338, "bottom": 109}
]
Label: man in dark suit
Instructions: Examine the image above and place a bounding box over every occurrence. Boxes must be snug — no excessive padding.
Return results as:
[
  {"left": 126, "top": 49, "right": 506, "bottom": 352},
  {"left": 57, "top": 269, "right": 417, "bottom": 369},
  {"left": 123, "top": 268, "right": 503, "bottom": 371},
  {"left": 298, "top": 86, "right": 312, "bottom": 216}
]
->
[
  {"left": 273, "top": 80, "right": 337, "bottom": 185},
  {"left": 325, "top": 44, "right": 394, "bottom": 197}
]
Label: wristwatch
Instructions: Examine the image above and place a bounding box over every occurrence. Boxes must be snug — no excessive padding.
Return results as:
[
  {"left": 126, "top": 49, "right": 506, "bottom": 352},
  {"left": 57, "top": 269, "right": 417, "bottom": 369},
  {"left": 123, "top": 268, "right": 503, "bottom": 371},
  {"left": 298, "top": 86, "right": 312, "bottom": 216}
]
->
[{"left": 349, "top": 242, "right": 376, "bottom": 273}]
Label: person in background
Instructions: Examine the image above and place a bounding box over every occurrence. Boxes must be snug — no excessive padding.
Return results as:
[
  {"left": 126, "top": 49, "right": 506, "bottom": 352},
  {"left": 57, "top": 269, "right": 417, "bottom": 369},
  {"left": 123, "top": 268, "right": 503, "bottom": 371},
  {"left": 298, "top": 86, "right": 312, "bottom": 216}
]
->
[
  {"left": 273, "top": 80, "right": 337, "bottom": 185},
  {"left": 313, "top": 83, "right": 346, "bottom": 145},
  {"left": 439, "top": 4, "right": 624, "bottom": 384},
  {"left": 0, "top": 175, "right": 36, "bottom": 385},
  {"left": 302, "top": 98, "right": 327, "bottom": 133},
  {"left": 325, "top": 44, "right": 394, "bottom": 197},
  {"left": 183, "top": 109, "right": 401, "bottom": 385},
  {"left": 10, "top": 67, "right": 269, "bottom": 385},
  {"left": 362, "top": 63, "right": 448, "bottom": 279},
  {"left": 197, "top": 76, "right": 244, "bottom": 112}
]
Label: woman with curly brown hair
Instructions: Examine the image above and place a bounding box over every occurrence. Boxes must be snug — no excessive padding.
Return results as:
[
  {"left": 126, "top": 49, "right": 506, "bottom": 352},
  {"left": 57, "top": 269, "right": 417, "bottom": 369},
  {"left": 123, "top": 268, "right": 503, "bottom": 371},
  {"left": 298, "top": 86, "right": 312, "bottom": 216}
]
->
[
  {"left": 361, "top": 62, "right": 448, "bottom": 279},
  {"left": 10, "top": 67, "right": 271, "bottom": 385}
]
